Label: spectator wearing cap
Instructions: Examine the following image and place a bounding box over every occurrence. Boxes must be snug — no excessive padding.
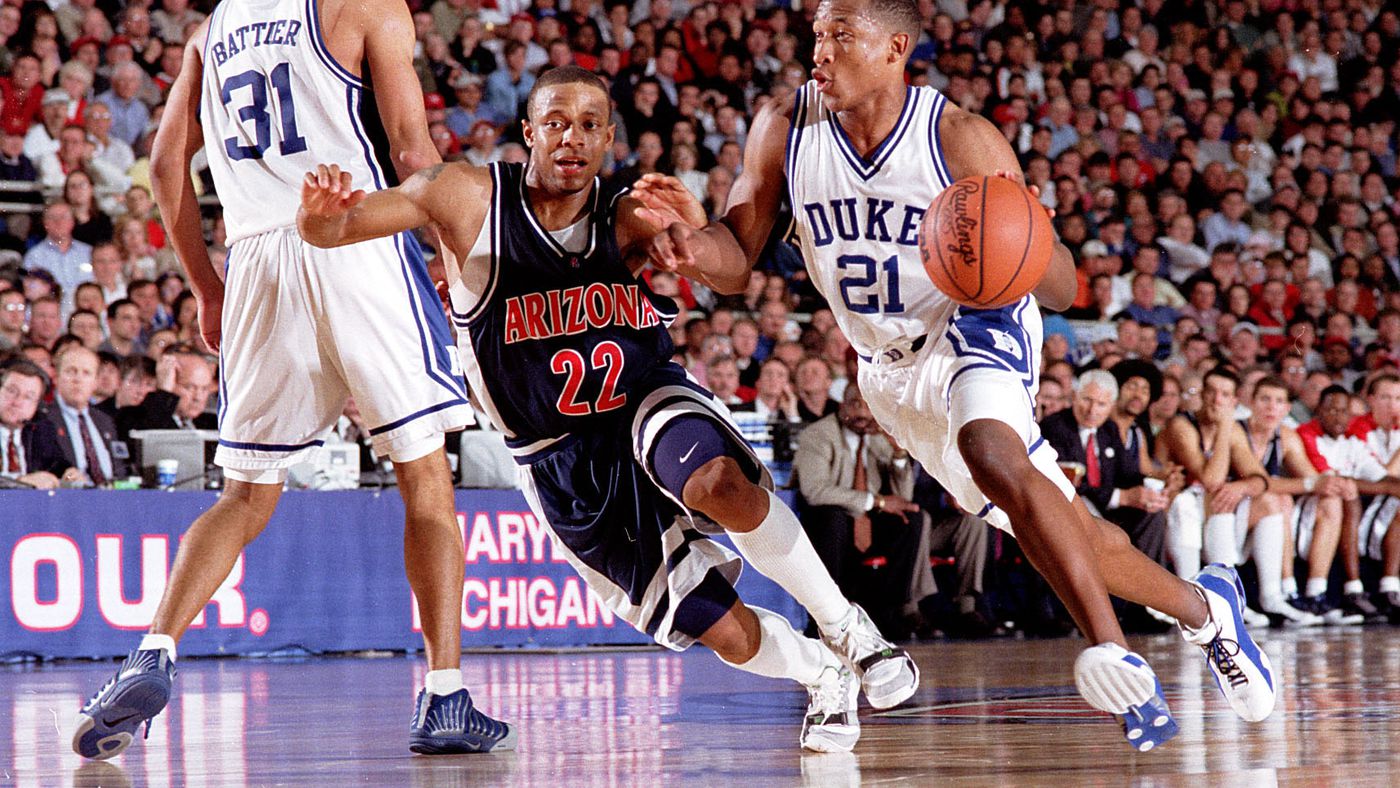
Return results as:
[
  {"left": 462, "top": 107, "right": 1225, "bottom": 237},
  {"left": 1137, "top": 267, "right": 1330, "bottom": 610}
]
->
[
  {"left": 24, "top": 202, "right": 93, "bottom": 313},
  {"left": 95, "top": 62, "right": 150, "bottom": 147},
  {"left": 23, "top": 89, "right": 71, "bottom": 163},
  {"left": 445, "top": 73, "right": 502, "bottom": 139},
  {"left": 485, "top": 40, "right": 536, "bottom": 122},
  {"left": 0, "top": 53, "right": 43, "bottom": 138},
  {"left": 1227, "top": 323, "right": 1264, "bottom": 370}
]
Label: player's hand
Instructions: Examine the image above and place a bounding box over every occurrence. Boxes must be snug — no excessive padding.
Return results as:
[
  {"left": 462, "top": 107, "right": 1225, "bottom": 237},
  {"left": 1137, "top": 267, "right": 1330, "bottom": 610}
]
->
[
  {"left": 1209, "top": 480, "right": 1247, "bottom": 513},
  {"left": 875, "top": 494, "right": 920, "bottom": 524},
  {"left": 197, "top": 293, "right": 223, "bottom": 353},
  {"left": 300, "top": 164, "right": 366, "bottom": 219},
  {"left": 630, "top": 173, "right": 707, "bottom": 230},
  {"left": 648, "top": 221, "right": 698, "bottom": 272},
  {"left": 993, "top": 168, "right": 1055, "bottom": 219}
]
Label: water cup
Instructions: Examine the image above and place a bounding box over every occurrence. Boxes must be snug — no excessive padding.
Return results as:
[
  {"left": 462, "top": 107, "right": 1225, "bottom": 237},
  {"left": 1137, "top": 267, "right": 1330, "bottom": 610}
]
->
[
  {"left": 157, "top": 459, "right": 179, "bottom": 488},
  {"left": 1143, "top": 478, "right": 1166, "bottom": 492}
]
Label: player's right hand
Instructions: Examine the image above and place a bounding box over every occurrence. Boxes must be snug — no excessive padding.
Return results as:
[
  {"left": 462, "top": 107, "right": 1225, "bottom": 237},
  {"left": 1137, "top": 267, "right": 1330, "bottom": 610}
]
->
[
  {"left": 197, "top": 293, "right": 223, "bottom": 353},
  {"left": 300, "top": 164, "right": 366, "bottom": 218}
]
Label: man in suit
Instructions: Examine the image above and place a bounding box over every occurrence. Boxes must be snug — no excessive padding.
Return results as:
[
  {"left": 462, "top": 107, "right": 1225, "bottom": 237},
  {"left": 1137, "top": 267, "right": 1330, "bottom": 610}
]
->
[
  {"left": 30, "top": 344, "right": 129, "bottom": 484},
  {"left": 793, "top": 381, "right": 923, "bottom": 636},
  {"left": 115, "top": 350, "right": 217, "bottom": 438},
  {"left": 0, "top": 359, "right": 61, "bottom": 489}
]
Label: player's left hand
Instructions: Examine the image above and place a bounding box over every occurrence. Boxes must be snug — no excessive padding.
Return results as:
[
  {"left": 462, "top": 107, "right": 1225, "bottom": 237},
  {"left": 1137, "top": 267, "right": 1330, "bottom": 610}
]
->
[{"left": 630, "top": 173, "right": 707, "bottom": 230}]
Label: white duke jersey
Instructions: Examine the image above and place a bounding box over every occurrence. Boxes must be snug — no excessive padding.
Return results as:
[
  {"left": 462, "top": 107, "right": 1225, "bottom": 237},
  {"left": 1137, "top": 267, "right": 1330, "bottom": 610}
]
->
[
  {"left": 201, "top": 0, "right": 390, "bottom": 244},
  {"left": 786, "top": 81, "right": 960, "bottom": 358}
]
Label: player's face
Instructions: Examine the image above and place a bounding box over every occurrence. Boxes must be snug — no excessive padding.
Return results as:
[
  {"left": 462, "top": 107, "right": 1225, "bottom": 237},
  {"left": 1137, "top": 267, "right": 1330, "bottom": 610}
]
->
[
  {"left": 811, "top": 0, "right": 904, "bottom": 112},
  {"left": 523, "top": 84, "right": 615, "bottom": 195},
  {"left": 1251, "top": 385, "right": 1289, "bottom": 428},
  {"left": 1318, "top": 392, "right": 1352, "bottom": 436}
]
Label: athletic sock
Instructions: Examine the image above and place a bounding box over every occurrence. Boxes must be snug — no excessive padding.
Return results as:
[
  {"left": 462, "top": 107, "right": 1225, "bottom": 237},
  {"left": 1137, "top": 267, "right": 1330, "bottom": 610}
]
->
[
  {"left": 1343, "top": 579, "right": 1366, "bottom": 596},
  {"left": 728, "top": 489, "right": 851, "bottom": 630},
  {"left": 1304, "top": 577, "right": 1328, "bottom": 598},
  {"left": 1281, "top": 576, "right": 1299, "bottom": 598},
  {"left": 718, "top": 606, "right": 833, "bottom": 686},
  {"left": 138, "top": 633, "right": 177, "bottom": 661},
  {"left": 1203, "top": 513, "right": 1239, "bottom": 567},
  {"left": 424, "top": 668, "right": 464, "bottom": 697},
  {"left": 1380, "top": 576, "right": 1400, "bottom": 594},
  {"left": 1252, "top": 514, "right": 1287, "bottom": 608},
  {"left": 1166, "top": 521, "right": 1201, "bottom": 579}
]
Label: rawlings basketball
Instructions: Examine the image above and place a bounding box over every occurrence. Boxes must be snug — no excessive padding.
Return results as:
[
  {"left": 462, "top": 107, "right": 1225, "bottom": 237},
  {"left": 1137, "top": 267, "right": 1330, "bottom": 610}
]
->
[{"left": 918, "top": 176, "right": 1054, "bottom": 309}]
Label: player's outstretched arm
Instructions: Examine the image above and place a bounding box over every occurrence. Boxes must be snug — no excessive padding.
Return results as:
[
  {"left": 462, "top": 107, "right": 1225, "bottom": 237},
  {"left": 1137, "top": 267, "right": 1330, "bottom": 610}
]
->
[
  {"left": 939, "top": 107, "right": 1076, "bottom": 311},
  {"left": 635, "top": 100, "right": 790, "bottom": 294},
  {"left": 298, "top": 162, "right": 488, "bottom": 251},
  {"left": 150, "top": 18, "right": 221, "bottom": 349}
]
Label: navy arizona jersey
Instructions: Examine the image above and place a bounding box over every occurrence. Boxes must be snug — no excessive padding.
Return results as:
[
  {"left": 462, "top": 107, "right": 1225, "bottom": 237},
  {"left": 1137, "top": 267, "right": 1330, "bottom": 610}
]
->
[{"left": 449, "top": 162, "right": 677, "bottom": 450}]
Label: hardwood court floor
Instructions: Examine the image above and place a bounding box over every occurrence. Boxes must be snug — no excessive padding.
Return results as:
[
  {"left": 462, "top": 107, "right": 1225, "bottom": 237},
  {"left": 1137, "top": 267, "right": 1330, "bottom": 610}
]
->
[{"left": 6, "top": 627, "right": 1400, "bottom": 786}]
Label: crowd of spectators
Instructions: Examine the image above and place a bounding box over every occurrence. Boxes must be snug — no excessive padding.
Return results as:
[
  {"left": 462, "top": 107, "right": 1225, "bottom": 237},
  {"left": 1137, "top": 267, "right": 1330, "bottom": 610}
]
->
[{"left": 2, "top": 0, "right": 1400, "bottom": 638}]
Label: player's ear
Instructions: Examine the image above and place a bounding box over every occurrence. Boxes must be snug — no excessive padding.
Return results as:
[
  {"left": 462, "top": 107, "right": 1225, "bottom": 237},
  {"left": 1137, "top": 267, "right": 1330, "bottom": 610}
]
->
[
  {"left": 521, "top": 118, "right": 534, "bottom": 148},
  {"left": 605, "top": 121, "right": 615, "bottom": 149},
  {"left": 889, "top": 31, "right": 909, "bottom": 63}
]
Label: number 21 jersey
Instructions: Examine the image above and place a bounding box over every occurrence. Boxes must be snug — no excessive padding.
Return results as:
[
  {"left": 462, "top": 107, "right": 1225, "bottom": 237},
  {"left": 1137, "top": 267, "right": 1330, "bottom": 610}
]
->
[
  {"left": 786, "top": 81, "right": 959, "bottom": 359},
  {"left": 201, "top": 0, "right": 390, "bottom": 245}
]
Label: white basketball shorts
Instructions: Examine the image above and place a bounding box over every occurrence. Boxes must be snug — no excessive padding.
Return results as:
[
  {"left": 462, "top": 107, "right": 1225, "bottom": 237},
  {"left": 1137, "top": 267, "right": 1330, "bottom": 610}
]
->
[
  {"left": 858, "top": 297, "right": 1073, "bottom": 534},
  {"left": 215, "top": 228, "right": 472, "bottom": 479}
]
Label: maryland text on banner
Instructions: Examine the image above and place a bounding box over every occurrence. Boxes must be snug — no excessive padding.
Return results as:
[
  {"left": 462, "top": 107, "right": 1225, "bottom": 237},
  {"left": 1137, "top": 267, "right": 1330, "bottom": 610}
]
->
[{"left": 2, "top": 490, "right": 800, "bottom": 660}]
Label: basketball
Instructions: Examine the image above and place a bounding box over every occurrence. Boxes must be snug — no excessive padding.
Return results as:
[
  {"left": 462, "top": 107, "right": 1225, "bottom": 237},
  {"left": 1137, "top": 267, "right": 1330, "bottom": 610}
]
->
[{"left": 919, "top": 175, "right": 1054, "bottom": 309}]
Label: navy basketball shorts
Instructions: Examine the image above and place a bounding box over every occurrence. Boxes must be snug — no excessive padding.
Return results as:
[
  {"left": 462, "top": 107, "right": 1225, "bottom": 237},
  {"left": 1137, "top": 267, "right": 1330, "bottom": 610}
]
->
[{"left": 517, "top": 363, "right": 771, "bottom": 650}]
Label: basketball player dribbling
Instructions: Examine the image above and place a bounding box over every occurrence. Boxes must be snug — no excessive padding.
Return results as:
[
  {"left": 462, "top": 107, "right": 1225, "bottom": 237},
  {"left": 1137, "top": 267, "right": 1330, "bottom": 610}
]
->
[
  {"left": 637, "top": 0, "right": 1276, "bottom": 749},
  {"left": 73, "top": 0, "right": 514, "bottom": 759},
  {"left": 296, "top": 66, "right": 921, "bottom": 752}
]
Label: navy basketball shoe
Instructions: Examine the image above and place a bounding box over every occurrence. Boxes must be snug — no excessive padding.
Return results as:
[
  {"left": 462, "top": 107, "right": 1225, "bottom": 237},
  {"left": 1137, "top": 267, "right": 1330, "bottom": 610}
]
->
[
  {"left": 408, "top": 688, "right": 517, "bottom": 754},
  {"left": 800, "top": 664, "right": 860, "bottom": 753},
  {"left": 72, "top": 648, "right": 175, "bottom": 760},
  {"left": 1181, "top": 564, "right": 1277, "bottom": 722},
  {"left": 821, "top": 604, "right": 920, "bottom": 709},
  {"left": 1074, "top": 643, "right": 1178, "bottom": 752}
]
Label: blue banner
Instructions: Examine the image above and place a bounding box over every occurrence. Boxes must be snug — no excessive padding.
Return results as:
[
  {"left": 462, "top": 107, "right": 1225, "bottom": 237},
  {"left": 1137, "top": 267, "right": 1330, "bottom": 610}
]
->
[{"left": 1, "top": 490, "right": 802, "bottom": 659}]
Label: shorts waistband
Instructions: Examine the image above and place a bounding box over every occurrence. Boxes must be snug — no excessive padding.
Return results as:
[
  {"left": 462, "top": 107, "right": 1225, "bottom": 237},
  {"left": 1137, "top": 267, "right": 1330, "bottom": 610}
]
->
[{"left": 858, "top": 334, "right": 927, "bottom": 364}]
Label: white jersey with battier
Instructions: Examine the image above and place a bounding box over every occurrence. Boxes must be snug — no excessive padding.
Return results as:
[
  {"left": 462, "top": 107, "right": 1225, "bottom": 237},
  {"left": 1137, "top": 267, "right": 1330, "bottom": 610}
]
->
[
  {"left": 785, "top": 80, "right": 960, "bottom": 360},
  {"left": 201, "top": 0, "right": 389, "bottom": 245}
]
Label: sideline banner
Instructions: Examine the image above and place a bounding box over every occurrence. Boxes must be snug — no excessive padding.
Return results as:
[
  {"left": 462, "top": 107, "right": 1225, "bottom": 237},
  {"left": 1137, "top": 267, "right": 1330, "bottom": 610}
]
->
[{"left": 2, "top": 490, "right": 802, "bottom": 660}]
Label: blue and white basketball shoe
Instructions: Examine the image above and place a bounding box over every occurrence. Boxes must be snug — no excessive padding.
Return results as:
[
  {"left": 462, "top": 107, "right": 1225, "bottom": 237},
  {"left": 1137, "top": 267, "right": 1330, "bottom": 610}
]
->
[
  {"left": 1181, "top": 563, "right": 1277, "bottom": 722},
  {"left": 408, "top": 688, "right": 517, "bottom": 754},
  {"left": 1074, "top": 643, "right": 1179, "bottom": 752},
  {"left": 72, "top": 648, "right": 175, "bottom": 760}
]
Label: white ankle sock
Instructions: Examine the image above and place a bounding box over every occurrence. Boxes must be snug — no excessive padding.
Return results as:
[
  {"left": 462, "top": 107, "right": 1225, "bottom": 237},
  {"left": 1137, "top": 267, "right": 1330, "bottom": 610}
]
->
[
  {"left": 1380, "top": 576, "right": 1400, "bottom": 594},
  {"left": 728, "top": 490, "right": 851, "bottom": 629},
  {"left": 139, "top": 633, "right": 177, "bottom": 660},
  {"left": 719, "top": 607, "right": 832, "bottom": 686},
  {"left": 425, "top": 668, "right": 463, "bottom": 697},
  {"left": 1343, "top": 579, "right": 1365, "bottom": 596},
  {"left": 1203, "top": 513, "right": 1240, "bottom": 566},
  {"left": 1304, "top": 577, "right": 1328, "bottom": 598},
  {"left": 1251, "top": 514, "right": 1286, "bottom": 607},
  {"left": 1281, "top": 576, "right": 1298, "bottom": 598}
]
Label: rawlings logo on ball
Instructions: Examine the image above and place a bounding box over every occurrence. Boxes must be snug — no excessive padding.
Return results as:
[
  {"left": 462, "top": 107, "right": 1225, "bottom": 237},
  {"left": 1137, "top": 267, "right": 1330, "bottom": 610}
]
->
[{"left": 942, "top": 181, "right": 980, "bottom": 265}]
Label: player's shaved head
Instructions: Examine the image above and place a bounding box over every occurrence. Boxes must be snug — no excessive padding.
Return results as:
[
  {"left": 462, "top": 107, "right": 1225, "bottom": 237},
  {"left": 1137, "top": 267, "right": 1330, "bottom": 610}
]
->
[
  {"left": 526, "top": 66, "right": 609, "bottom": 120},
  {"left": 825, "top": 0, "right": 920, "bottom": 40}
]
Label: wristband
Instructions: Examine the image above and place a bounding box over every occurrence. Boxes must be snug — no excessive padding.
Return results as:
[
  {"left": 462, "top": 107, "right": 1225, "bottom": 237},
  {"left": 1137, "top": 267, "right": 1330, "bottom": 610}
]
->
[{"left": 1303, "top": 476, "right": 1317, "bottom": 494}]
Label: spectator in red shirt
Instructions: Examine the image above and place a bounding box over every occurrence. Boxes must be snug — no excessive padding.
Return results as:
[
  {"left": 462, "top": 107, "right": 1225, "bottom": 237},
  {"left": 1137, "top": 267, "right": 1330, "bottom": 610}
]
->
[{"left": 0, "top": 53, "right": 44, "bottom": 136}]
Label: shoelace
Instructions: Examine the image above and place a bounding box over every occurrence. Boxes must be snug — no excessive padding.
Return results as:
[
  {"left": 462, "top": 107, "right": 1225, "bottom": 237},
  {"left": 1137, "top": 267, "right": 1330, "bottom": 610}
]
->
[
  {"left": 809, "top": 668, "right": 852, "bottom": 719},
  {"left": 1205, "top": 637, "right": 1249, "bottom": 689}
]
